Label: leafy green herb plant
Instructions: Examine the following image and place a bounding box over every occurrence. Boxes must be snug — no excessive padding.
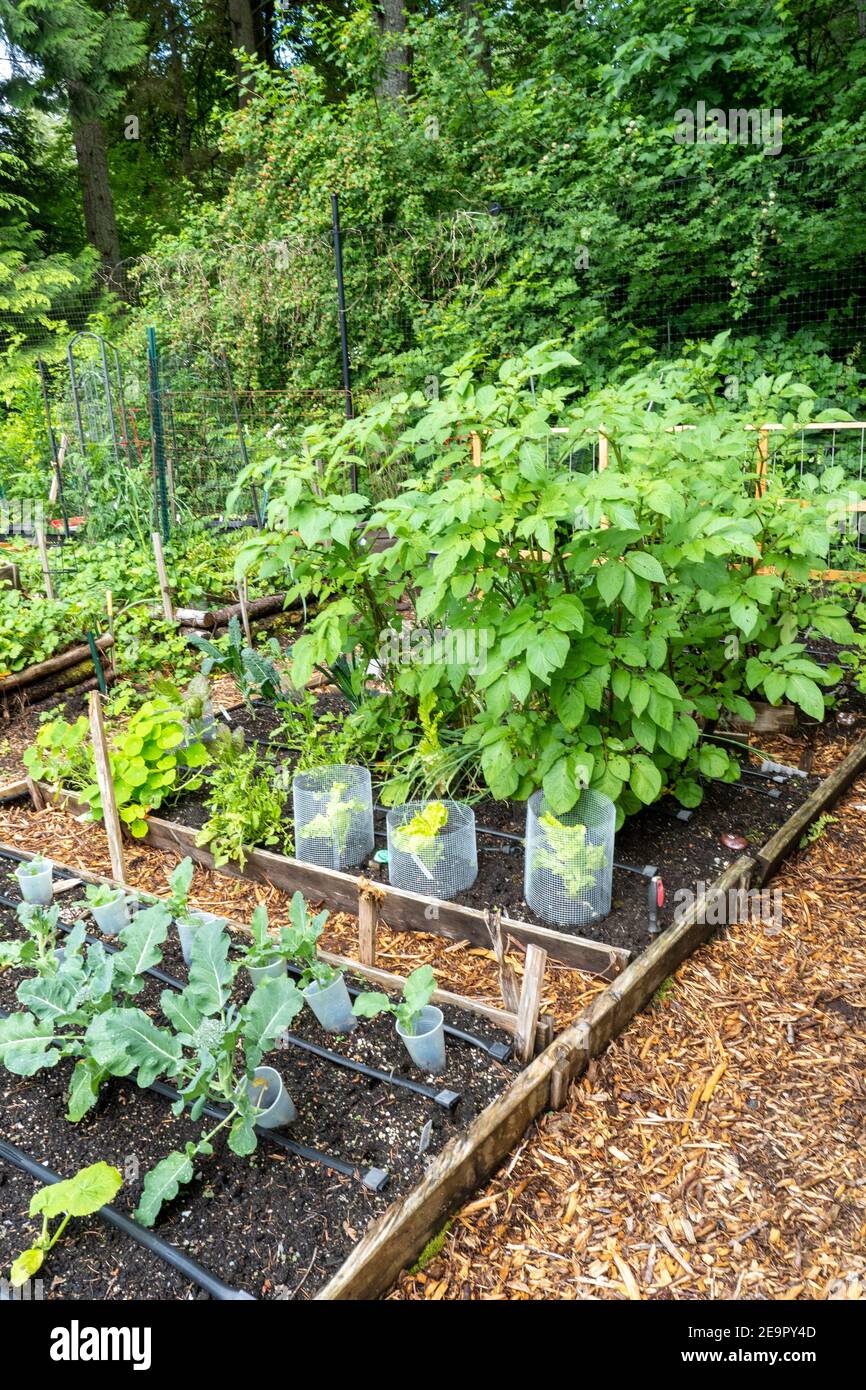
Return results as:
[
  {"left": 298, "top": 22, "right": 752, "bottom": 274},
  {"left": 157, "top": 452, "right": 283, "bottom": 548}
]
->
[
  {"left": 352, "top": 964, "right": 438, "bottom": 1037},
  {"left": 10, "top": 1162, "right": 122, "bottom": 1288}
]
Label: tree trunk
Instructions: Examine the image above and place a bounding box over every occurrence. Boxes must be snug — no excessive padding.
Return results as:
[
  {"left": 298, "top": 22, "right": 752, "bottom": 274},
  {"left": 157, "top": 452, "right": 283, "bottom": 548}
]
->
[
  {"left": 227, "top": 0, "right": 258, "bottom": 105},
  {"left": 167, "top": 14, "right": 192, "bottom": 171},
  {"left": 70, "top": 115, "right": 122, "bottom": 270},
  {"left": 376, "top": 0, "right": 409, "bottom": 100},
  {"left": 460, "top": 0, "right": 492, "bottom": 86}
]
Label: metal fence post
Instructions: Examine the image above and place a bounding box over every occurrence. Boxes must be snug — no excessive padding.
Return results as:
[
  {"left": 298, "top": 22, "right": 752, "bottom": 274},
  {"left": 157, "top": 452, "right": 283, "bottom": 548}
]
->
[{"left": 147, "top": 327, "right": 170, "bottom": 541}]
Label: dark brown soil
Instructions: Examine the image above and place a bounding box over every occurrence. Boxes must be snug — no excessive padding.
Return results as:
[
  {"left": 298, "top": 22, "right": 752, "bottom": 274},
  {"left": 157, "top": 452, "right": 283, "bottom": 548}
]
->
[{"left": 0, "top": 878, "right": 516, "bottom": 1302}]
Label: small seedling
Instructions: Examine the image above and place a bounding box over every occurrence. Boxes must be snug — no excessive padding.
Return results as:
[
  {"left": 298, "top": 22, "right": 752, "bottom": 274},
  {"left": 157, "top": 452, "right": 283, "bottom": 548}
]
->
[
  {"left": 352, "top": 964, "right": 437, "bottom": 1036},
  {"left": 279, "top": 891, "right": 338, "bottom": 990},
  {"left": 17, "top": 854, "right": 50, "bottom": 877},
  {"left": 84, "top": 882, "right": 123, "bottom": 910},
  {"left": 167, "top": 857, "right": 195, "bottom": 917},
  {"left": 244, "top": 903, "right": 283, "bottom": 971},
  {"left": 10, "top": 1161, "right": 122, "bottom": 1287}
]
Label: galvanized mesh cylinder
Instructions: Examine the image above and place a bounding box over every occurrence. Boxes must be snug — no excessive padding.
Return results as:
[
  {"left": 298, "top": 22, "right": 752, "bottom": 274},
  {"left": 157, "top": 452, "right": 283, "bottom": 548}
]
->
[
  {"left": 293, "top": 764, "right": 374, "bottom": 871},
  {"left": 386, "top": 800, "right": 477, "bottom": 899},
  {"left": 524, "top": 789, "right": 615, "bottom": 927}
]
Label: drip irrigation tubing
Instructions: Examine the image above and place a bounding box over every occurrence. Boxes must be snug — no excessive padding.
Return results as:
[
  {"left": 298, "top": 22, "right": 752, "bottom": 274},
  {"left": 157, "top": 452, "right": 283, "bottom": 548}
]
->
[
  {"left": 0, "top": 1003, "right": 388, "bottom": 1193},
  {"left": 0, "top": 1136, "right": 256, "bottom": 1301},
  {"left": 0, "top": 846, "right": 511, "bottom": 1063}
]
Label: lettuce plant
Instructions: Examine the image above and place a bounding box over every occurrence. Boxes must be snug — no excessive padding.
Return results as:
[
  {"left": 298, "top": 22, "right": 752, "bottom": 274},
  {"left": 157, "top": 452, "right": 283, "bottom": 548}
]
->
[
  {"left": 392, "top": 802, "right": 449, "bottom": 871},
  {"left": 352, "top": 964, "right": 437, "bottom": 1036},
  {"left": 298, "top": 780, "right": 366, "bottom": 858},
  {"left": 531, "top": 813, "right": 608, "bottom": 899}
]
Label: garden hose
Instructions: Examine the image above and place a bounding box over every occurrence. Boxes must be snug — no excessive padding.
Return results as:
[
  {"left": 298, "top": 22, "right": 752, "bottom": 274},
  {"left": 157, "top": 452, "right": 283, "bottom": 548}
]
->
[{"left": 0, "top": 1136, "right": 256, "bottom": 1301}]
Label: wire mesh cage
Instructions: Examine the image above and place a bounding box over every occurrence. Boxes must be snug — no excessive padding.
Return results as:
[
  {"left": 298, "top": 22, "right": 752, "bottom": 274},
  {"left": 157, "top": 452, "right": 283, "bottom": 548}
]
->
[
  {"left": 292, "top": 764, "right": 374, "bottom": 871},
  {"left": 386, "top": 799, "right": 477, "bottom": 900},
  {"left": 524, "top": 789, "right": 615, "bottom": 928}
]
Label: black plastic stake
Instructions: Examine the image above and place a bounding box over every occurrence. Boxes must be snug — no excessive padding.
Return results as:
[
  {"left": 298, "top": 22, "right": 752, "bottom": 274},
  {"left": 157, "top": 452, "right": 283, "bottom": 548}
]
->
[{"left": 86, "top": 631, "right": 107, "bottom": 694}]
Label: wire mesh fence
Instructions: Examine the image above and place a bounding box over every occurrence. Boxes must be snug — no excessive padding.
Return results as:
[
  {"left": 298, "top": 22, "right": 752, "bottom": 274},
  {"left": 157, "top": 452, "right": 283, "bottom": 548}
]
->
[{"left": 5, "top": 147, "right": 865, "bottom": 539}]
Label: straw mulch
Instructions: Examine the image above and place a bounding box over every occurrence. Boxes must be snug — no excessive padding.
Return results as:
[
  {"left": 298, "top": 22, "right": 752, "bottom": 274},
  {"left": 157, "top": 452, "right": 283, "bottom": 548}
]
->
[
  {"left": 389, "top": 782, "right": 866, "bottom": 1301},
  {"left": 0, "top": 800, "right": 602, "bottom": 1029}
]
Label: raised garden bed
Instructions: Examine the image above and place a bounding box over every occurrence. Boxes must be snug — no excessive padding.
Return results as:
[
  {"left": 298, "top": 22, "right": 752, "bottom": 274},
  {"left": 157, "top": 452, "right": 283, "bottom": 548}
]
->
[
  {"left": 0, "top": 633, "right": 114, "bottom": 709},
  {"left": 2, "top": 731, "right": 864, "bottom": 1299}
]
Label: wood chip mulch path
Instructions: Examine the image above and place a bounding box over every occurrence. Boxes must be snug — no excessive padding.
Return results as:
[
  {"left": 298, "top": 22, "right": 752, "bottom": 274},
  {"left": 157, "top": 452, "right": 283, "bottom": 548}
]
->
[{"left": 387, "top": 778, "right": 866, "bottom": 1301}]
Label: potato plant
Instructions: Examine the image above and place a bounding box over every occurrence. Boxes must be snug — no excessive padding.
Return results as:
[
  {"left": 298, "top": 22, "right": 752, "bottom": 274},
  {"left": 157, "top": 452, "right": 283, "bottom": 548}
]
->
[{"left": 233, "top": 342, "right": 857, "bottom": 823}]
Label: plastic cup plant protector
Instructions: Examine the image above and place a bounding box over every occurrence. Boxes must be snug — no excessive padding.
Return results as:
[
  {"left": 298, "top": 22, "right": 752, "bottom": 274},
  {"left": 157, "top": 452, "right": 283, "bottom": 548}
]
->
[{"left": 15, "top": 857, "right": 53, "bottom": 906}]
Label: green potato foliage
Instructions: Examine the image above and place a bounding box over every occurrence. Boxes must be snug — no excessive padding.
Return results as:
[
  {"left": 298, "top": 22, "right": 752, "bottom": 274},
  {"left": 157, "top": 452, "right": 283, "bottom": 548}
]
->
[{"left": 233, "top": 341, "right": 857, "bottom": 826}]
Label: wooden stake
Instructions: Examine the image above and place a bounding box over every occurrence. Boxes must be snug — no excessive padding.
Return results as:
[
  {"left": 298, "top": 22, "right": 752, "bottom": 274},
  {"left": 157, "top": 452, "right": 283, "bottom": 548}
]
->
[
  {"left": 35, "top": 525, "right": 54, "bottom": 599},
  {"left": 515, "top": 944, "right": 547, "bottom": 1065},
  {"left": 756, "top": 426, "right": 769, "bottom": 498},
  {"left": 48, "top": 433, "right": 68, "bottom": 506},
  {"left": 469, "top": 431, "right": 482, "bottom": 468},
  {"left": 238, "top": 579, "right": 253, "bottom": 647},
  {"left": 25, "top": 777, "right": 46, "bottom": 812},
  {"left": 357, "top": 885, "right": 380, "bottom": 967},
  {"left": 484, "top": 909, "right": 521, "bottom": 1013},
  {"left": 88, "top": 691, "right": 126, "bottom": 883},
  {"left": 151, "top": 531, "right": 174, "bottom": 623},
  {"left": 597, "top": 427, "right": 609, "bottom": 473}
]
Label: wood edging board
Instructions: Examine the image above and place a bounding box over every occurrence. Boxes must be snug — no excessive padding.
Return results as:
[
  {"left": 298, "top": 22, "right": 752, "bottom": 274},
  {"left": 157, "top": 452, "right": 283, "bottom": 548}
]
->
[{"left": 31, "top": 785, "right": 627, "bottom": 981}]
